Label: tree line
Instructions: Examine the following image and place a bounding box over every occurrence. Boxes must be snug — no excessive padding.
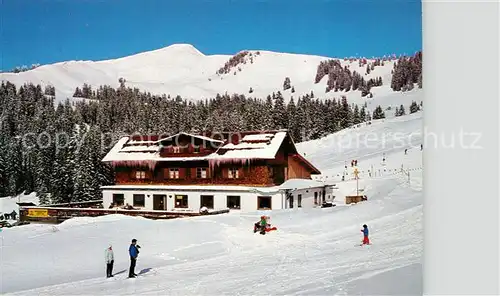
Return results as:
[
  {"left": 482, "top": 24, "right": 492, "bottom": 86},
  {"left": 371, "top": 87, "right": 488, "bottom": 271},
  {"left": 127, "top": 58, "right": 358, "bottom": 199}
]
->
[{"left": 0, "top": 78, "right": 422, "bottom": 204}]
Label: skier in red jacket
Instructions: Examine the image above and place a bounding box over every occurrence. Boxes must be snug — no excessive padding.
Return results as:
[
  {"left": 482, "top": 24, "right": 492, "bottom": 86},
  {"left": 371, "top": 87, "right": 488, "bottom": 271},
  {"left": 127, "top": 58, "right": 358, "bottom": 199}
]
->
[{"left": 361, "top": 224, "right": 370, "bottom": 245}]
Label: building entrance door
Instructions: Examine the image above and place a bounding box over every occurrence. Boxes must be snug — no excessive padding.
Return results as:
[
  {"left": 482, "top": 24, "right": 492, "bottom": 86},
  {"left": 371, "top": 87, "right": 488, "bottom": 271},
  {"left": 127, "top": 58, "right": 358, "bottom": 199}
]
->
[{"left": 153, "top": 194, "right": 167, "bottom": 210}]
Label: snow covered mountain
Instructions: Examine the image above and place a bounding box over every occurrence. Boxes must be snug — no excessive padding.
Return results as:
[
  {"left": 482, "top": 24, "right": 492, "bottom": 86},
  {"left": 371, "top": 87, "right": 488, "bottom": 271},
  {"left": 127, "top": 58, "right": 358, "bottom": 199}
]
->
[
  {"left": 0, "top": 44, "right": 404, "bottom": 104},
  {"left": 0, "top": 102, "right": 423, "bottom": 295}
]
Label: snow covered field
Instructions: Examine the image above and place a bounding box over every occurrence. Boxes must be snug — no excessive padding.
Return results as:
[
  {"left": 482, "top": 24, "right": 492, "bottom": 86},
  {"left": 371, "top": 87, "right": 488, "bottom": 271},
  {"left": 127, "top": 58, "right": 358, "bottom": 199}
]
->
[
  {"left": 0, "top": 101, "right": 423, "bottom": 295},
  {"left": 0, "top": 43, "right": 406, "bottom": 107}
]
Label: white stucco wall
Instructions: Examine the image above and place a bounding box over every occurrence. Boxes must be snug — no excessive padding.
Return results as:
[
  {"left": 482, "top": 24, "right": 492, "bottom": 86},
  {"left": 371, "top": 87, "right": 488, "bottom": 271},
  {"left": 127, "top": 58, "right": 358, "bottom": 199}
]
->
[
  {"left": 282, "top": 186, "right": 334, "bottom": 209},
  {"left": 102, "top": 189, "right": 283, "bottom": 212}
]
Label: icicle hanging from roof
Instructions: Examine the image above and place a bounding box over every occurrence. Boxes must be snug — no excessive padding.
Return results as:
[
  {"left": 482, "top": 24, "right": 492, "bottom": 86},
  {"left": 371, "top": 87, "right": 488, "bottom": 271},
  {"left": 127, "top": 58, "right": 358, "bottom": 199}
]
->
[
  {"left": 111, "top": 160, "right": 157, "bottom": 170},
  {"left": 208, "top": 157, "right": 250, "bottom": 169}
]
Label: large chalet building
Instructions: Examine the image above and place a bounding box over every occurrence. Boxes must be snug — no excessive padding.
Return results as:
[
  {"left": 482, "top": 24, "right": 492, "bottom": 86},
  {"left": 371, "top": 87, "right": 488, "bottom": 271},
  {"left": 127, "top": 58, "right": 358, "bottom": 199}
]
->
[{"left": 101, "top": 130, "right": 329, "bottom": 212}]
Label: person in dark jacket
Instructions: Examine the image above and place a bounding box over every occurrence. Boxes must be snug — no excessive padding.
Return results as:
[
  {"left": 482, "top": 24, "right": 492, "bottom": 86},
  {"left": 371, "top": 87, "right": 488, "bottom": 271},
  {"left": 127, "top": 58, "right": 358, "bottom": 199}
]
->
[
  {"left": 128, "top": 239, "right": 140, "bottom": 278},
  {"left": 10, "top": 210, "right": 17, "bottom": 220}
]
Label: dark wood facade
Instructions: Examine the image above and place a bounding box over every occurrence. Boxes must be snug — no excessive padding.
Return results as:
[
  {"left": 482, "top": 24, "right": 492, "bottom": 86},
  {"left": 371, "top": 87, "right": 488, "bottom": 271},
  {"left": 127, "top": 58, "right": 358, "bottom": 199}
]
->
[
  {"left": 114, "top": 160, "right": 287, "bottom": 187},
  {"left": 109, "top": 131, "right": 320, "bottom": 187}
]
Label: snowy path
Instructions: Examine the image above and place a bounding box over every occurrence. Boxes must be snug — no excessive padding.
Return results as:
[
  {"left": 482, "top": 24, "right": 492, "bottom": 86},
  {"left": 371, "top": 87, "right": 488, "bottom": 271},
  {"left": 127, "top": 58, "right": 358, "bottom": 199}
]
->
[
  {"left": 1, "top": 175, "right": 422, "bottom": 295},
  {"left": 0, "top": 108, "right": 423, "bottom": 295}
]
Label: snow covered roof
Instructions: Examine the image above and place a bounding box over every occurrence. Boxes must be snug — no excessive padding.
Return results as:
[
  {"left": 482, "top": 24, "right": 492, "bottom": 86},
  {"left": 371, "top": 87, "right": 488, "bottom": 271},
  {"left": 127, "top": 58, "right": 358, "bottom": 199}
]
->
[
  {"left": 102, "top": 130, "right": 291, "bottom": 165},
  {"left": 241, "top": 133, "right": 274, "bottom": 142},
  {"left": 127, "top": 140, "right": 158, "bottom": 145},
  {"left": 219, "top": 142, "right": 269, "bottom": 150},
  {"left": 206, "top": 131, "right": 287, "bottom": 164},
  {"left": 158, "top": 132, "right": 224, "bottom": 144},
  {"left": 276, "top": 178, "right": 326, "bottom": 190},
  {"left": 120, "top": 145, "right": 160, "bottom": 152}
]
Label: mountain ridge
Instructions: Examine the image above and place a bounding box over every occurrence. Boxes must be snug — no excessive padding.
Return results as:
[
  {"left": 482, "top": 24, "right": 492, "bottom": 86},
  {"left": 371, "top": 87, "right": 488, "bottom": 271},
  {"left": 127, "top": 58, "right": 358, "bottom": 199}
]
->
[{"left": 0, "top": 43, "right": 420, "bottom": 106}]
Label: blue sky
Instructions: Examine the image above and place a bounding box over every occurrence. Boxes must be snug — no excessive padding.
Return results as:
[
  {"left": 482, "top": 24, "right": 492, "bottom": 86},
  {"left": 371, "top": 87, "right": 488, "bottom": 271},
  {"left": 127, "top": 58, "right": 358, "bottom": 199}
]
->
[{"left": 0, "top": 0, "right": 422, "bottom": 71}]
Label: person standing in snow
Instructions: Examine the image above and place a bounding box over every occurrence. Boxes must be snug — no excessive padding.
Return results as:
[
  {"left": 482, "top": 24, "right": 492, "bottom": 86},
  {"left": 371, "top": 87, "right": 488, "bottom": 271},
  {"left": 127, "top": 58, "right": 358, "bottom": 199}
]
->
[
  {"left": 361, "top": 224, "right": 370, "bottom": 245},
  {"left": 105, "top": 245, "right": 114, "bottom": 278},
  {"left": 128, "top": 239, "right": 140, "bottom": 278}
]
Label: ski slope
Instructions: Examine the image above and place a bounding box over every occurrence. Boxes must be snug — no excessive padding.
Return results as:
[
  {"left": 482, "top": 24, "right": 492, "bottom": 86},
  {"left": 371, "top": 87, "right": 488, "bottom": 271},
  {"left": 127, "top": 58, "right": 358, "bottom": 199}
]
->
[
  {"left": 0, "top": 44, "right": 404, "bottom": 105},
  {"left": 298, "top": 109, "right": 423, "bottom": 189},
  {"left": 0, "top": 104, "right": 423, "bottom": 295}
]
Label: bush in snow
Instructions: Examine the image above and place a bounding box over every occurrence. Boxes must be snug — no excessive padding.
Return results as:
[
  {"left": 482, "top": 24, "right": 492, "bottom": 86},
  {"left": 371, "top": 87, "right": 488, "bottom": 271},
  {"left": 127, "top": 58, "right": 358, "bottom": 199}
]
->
[
  {"left": 372, "top": 105, "right": 385, "bottom": 119},
  {"left": 395, "top": 104, "right": 406, "bottom": 117},
  {"left": 410, "top": 101, "right": 420, "bottom": 114},
  {"left": 217, "top": 51, "right": 250, "bottom": 75},
  {"left": 315, "top": 60, "right": 383, "bottom": 96},
  {"left": 283, "top": 77, "right": 291, "bottom": 91}
]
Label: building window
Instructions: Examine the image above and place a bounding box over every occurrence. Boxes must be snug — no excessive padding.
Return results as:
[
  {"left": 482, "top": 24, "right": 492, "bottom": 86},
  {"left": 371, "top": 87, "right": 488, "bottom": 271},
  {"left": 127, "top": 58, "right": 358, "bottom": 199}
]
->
[
  {"left": 314, "top": 192, "right": 318, "bottom": 205},
  {"left": 169, "top": 168, "right": 179, "bottom": 179},
  {"left": 228, "top": 168, "right": 239, "bottom": 179},
  {"left": 193, "top": 146, "right": 200, "bottom": 153},
  {"left": 135, "top": 171, "right": 146, "bottom": 179},
  {"left": 133, "top": 194, "right": 145, "bottom": 207},
  {"left": 113, "top": 194, "right": 124, "bottom": 206},
  {"left": 175, "top": 195, "right": 188, "bottom": 208},
  {"left": 258, "top": 196, "right": 272, "bottom": 210},
  {"left": 298, "top": 194, "right": 302, "bottom": 208},
  {"left": 197, "top": 168, "right": 208, "bottom": 179},
  {"left": 172, "top": 146, "right": 181, "bottom": 153},
  {"left": 227, "top": 196, "right": 241, "bottom": 209},
  {"left": 200, "top": 195, "right": 214, "bottom": 209}
]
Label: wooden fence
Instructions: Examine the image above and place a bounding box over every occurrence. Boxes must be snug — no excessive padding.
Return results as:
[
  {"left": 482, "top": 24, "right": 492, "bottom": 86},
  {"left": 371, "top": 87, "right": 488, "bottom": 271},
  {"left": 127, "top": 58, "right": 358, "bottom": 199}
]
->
[{"left": 19, "top": 206, "right": 230, "bottom": 224}]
